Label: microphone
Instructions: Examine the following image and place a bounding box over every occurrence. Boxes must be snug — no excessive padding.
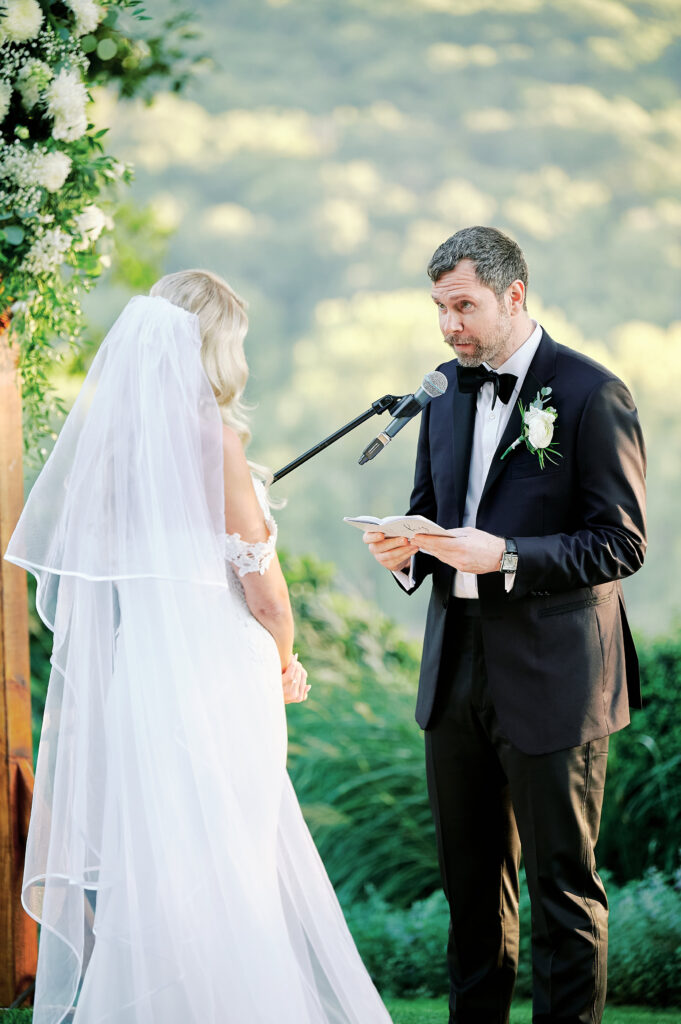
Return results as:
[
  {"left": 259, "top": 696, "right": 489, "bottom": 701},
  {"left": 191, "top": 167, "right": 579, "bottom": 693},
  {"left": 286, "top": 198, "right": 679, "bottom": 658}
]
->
[{"left": 359, "top": 371, "right": 448, "bottom": 464}]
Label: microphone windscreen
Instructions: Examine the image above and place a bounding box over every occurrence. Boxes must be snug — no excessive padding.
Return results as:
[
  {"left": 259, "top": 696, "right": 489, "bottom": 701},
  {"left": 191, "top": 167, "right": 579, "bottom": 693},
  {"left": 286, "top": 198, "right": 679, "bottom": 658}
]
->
[{"left": 422, "top": 370, "right": 448, "bottom": 397}]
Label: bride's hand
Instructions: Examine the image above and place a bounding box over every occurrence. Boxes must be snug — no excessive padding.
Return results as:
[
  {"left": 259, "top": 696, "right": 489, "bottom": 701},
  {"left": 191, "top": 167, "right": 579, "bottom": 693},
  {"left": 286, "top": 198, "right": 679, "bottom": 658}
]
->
[{"left": 282, "top": 654, "right": 310, "bottom": 704}]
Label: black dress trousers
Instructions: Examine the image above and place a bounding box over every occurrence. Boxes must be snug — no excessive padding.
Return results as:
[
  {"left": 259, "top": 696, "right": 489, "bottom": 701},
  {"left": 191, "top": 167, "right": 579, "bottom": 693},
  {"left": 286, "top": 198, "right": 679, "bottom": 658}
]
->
[{"left": 424, "top": 600, "right": 609, "bottom": 1024}]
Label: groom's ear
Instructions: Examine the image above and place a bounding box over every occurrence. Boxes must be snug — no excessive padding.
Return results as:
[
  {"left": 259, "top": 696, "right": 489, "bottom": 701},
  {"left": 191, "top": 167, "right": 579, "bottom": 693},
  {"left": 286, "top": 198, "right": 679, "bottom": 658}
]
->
[{"left": 506, "top": 280, "right": 526, "bottom": 315}]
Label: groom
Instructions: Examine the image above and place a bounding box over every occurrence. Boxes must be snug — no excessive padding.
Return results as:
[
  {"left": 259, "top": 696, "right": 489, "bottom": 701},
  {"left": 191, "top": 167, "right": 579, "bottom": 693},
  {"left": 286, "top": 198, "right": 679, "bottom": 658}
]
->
[{"left": 364, "top": 226, "right": 646, "bottom": 1024}]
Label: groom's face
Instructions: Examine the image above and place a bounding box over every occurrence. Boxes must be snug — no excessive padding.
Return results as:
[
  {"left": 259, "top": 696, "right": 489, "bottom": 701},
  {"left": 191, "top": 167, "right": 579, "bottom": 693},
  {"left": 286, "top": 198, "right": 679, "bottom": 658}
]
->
[{"left": 431, "top": 259, "right": 512, "bottom": 369}]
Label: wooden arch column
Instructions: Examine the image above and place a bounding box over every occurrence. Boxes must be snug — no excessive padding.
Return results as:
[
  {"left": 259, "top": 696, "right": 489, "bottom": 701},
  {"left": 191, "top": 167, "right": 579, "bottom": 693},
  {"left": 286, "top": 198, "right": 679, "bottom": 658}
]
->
[{"left": 0, "top": 320, "right": 38, "bottom": 1006}]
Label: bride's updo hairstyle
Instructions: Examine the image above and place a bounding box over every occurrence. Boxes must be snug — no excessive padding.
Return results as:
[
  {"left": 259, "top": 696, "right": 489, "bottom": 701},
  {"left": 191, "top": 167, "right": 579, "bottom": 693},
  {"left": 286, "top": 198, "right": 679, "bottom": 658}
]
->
[{"left": 150, "top": 268, "right": 251, "bottom": 444}]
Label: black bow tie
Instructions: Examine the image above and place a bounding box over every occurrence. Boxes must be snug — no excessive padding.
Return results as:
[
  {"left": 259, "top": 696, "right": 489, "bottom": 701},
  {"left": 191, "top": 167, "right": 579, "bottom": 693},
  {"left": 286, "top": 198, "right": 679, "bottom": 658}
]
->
[{"left": 456, "top": 364, "right": 518, "bottom": 409}]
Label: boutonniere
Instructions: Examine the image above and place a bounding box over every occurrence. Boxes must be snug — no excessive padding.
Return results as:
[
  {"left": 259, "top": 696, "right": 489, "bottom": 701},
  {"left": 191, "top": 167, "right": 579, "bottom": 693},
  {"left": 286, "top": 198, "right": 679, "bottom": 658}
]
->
[{"left": 501, "top": 387, "right": 562, "bottom": 469}]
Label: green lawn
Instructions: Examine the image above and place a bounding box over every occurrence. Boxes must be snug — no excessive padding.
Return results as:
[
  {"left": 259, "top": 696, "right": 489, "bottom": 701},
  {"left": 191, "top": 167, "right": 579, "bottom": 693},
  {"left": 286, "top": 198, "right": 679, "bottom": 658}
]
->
[
  {"left": 2, "top": 1002, "right": 680, "bottom": 1023},
  {"left": 383, "top": 1000, "right": 681, "bottom": 1024}
]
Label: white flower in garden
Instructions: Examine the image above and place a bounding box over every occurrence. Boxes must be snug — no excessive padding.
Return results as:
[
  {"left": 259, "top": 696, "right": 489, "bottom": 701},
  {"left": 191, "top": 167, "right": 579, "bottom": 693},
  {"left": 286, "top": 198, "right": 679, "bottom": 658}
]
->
[
  {"left": 21, "top": 227, "right": 73, "bottom": 276},
  {"left": 0, "top": 0, "right": 44, "bottom": 43},
  {"left": 46, "top": 69, "right": 89, "bottom": 142},
  {"left": 16, "top": 59, "right": 54, "bottom": 112},
  {"left": 35, "top": 151, "right": 73, "bottom": 193},
  {"left": 0, "top": 81, "right": 11, "bottom": 124},
  {"left": 523, "top": 405, "right": 555, "bottom": 450},
  {"left": 73, "top": 204, "right": 110, "bottom": 249},
  {"left": 0, "top": 142, "right": 70, "bottom": 197},
  {"left": 65, "top": 0, "right": 104, "bottom": 36}
]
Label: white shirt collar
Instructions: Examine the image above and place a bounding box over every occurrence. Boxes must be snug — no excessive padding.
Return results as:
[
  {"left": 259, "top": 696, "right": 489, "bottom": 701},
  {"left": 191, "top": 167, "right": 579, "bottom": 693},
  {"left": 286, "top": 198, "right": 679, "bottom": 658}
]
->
[{"left": 485, "top": 320, "right": 543, "bottom": 385}]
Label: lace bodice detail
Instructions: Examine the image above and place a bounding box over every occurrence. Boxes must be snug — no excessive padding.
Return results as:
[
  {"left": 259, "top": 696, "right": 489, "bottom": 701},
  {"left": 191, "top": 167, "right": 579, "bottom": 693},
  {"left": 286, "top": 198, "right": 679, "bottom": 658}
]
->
[{"left": 222, "top": 478, "right": 278, "bottom": 577}]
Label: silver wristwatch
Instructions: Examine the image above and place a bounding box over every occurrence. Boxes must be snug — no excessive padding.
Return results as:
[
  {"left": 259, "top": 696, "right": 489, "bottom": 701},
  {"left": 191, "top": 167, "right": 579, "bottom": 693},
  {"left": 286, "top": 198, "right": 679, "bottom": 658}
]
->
[{"left": 500, "top": 537, "right": 518, "bottom": 574}]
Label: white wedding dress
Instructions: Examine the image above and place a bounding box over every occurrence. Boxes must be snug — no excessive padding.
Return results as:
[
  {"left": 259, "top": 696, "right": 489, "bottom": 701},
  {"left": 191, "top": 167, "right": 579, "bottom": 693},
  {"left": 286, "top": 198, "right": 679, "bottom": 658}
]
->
[{"left": 5, "top": 296, "right": 393, "bottom": 1024}]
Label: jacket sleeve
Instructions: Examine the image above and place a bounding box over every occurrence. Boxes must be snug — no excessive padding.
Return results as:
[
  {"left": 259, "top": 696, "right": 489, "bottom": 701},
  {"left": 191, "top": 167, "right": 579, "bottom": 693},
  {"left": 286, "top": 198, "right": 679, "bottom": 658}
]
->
[
  {"left": 512, "top": 378, "right": 647, "bottom": 598},
  {"left": 394, "top": 399, "right": 439, "bottom": 594}
]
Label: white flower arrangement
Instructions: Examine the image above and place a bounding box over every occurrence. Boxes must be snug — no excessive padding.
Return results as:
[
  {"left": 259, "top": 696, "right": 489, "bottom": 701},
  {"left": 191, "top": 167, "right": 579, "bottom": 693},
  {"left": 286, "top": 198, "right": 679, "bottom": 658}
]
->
[
  {"left": 46, "top": 67, "right": 89, "bottom": 141},
  {"left": 73, "top": 203, "right": 112, "bottom": 249},
  {"left": 16, "top": 57, "right": 54, "bottom": 110},
  {"left": 37, "top": 150, "right": 73, "bottom": 192},
  {"left": 0, "top": 142, "right": 72, "bottom": 193},
  {"left": 21, "top": 226, "right": 73, "bottom": 275},
  {"left": 65, "top": 0, "right": 105, "bottom": 37},
  {"left": 0, "top": 0, "right": 44, "bottom": 44},
  {"left": 0, "top": 80, "right": 12, "bottom": 121},
  {"left": 0, "top": 0, "right": 203, "bottom": 454},
  {"left": 501, "top": 387, "right": 562, "bottom": 470}
]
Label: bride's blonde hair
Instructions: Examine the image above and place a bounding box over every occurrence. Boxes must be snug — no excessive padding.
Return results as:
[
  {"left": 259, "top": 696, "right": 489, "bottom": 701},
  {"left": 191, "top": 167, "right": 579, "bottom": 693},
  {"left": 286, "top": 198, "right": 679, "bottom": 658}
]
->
[{"left": 150, "top": 269, "right": 274, "bottom": 486}]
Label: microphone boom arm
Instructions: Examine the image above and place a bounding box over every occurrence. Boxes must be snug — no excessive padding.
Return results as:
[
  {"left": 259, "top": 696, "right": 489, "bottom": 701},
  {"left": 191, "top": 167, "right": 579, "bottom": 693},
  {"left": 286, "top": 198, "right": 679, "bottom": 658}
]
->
[{"left": 271, "top": 394, "right": 407, "bottom": 484}]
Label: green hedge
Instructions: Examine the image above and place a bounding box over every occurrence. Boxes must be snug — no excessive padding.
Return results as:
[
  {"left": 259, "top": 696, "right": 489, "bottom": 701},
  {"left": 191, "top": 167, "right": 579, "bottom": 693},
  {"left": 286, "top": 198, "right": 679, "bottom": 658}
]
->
[
  {"left": 345, "top": 869, "right": 681, "bottom": 1007},
  {"left": 599, "top": 633, "right": 681, "bottom": 881}
]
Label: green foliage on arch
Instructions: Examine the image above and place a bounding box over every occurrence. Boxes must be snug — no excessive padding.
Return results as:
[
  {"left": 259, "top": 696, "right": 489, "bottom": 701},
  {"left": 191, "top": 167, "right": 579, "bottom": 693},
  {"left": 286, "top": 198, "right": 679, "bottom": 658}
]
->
[{"left": 0, "top": 0, "right": 205, "bottom": 454}]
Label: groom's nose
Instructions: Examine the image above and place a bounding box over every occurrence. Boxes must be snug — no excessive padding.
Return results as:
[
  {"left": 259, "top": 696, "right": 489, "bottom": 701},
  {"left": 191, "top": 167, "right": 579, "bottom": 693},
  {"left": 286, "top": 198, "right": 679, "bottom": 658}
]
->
[{"left": 441, "top": 309, "right": 464, "bottom": 335}]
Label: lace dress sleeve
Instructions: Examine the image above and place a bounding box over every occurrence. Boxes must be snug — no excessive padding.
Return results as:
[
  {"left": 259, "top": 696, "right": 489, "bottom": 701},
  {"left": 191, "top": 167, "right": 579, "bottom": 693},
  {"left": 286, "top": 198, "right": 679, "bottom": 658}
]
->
[{"left": 223, "top": 478, "right": 278, "bottom": 578}]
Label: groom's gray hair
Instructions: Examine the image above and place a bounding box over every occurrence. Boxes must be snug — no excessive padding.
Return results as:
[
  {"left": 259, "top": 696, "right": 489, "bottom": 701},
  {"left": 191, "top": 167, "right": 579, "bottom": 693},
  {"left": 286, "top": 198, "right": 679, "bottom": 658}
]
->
[{"left": 427, "top": 226, "right": 529, "bottom": 310}]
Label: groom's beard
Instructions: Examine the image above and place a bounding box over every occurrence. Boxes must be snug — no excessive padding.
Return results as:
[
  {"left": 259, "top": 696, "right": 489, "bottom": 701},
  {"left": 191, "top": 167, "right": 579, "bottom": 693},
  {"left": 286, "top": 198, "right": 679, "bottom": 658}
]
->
[
  {"left": 445, "top": 314, "right": 513, "bottom": 368},
  {"left": 445, "top": 334, "right": 487, "bottom": 367}
]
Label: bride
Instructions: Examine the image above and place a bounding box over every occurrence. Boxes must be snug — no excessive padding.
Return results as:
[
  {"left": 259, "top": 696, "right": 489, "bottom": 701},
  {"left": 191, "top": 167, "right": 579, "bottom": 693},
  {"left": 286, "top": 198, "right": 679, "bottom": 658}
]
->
[{"left": 5, "top": 270, "right": 394, "bottom": 1024}]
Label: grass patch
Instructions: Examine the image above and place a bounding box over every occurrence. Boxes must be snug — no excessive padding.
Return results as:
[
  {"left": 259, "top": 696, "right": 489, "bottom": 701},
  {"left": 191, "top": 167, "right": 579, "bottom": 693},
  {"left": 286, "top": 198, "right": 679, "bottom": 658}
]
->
[
  {"left": 3, "top": 1001, "right": 680, "bottom": 1022},
  {"left": 383, "top": 1000, "right": 681, "bottom": 1024}
]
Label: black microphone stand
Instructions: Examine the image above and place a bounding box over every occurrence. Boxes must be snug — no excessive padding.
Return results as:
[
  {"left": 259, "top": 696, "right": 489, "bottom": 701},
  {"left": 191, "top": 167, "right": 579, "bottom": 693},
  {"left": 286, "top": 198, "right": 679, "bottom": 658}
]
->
[{"left": 271, "top": 394, "right": 407, "bottom": 484}]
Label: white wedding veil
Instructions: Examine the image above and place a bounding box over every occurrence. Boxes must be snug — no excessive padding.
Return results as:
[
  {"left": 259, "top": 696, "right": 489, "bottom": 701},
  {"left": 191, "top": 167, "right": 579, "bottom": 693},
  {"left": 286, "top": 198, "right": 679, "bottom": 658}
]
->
[
  {"left": 6, "top": 293, "right": 392, "bottom": 1024},
  {"left": 5, "top": 295, "right": 232, "bottom": 1021}
]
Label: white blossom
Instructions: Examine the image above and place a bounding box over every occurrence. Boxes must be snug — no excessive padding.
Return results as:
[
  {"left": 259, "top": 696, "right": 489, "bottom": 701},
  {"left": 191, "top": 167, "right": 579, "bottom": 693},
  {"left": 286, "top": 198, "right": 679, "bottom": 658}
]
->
[
  {"left": 46, "top": 68, "right": 89, "bottom": 142},
  {"left": 524, "top": 406, "right": 556, "bottom": 450},
  {"left": 0, "top": 141, "right": 71, "bottom": 195},
  {"left": 0, "top": 0, "right": 44, "bottom": 43},
  {"left": 36, "top": 151, "right": 73, "bottom": 192},
  {"left": 21, "top": 227, "right": 73, "bottom": 276},
  {"left": 64, "top": 0, "right": 104, "bottom": 36},
  {"left": 0, "top": 81, "right": 11, "bottom": 123},
  {"left": 73, "top": 203, "right": 110, "bottom": 249},
  {"left": 0, "top": 141, "right": 43, "bottom": 212},
  {"left": 16, "top": 58, "right": 54, "bottom": 111}
]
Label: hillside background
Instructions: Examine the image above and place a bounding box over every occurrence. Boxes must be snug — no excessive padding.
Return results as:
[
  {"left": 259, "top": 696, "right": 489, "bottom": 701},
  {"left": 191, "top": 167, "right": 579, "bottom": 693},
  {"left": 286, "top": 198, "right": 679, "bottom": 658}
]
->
[{"left": 52, "top": 0, "right": 680, "bottom": 638}]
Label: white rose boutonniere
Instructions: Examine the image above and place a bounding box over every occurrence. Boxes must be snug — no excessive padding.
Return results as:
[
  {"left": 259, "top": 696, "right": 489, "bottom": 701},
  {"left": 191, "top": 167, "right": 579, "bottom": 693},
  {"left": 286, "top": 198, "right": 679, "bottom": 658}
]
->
[{"left": 501, "top": 387, "right": 562, "bottom": 469}]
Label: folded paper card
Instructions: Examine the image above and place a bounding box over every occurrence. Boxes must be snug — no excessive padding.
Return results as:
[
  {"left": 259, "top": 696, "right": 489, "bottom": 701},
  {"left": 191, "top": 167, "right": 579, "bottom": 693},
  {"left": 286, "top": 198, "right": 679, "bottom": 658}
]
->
[{"left": 343, "top": 514, "right": 454, "bottom": 539}]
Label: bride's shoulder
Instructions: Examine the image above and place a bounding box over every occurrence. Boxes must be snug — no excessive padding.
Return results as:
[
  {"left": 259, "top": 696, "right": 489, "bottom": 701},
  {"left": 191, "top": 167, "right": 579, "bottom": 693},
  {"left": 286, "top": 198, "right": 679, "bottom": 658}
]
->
[
  {"left": 221, "top": 423, "right": 244, "bottom": 456},
  {"left": 221, "top": 424, "right": 248, "bottom": 466},
  {"left": 221, "top": 424, "right": 251, "bottom": 483},
  {"left": 221, "top": 426, "right": 267, "bottom": 503}
]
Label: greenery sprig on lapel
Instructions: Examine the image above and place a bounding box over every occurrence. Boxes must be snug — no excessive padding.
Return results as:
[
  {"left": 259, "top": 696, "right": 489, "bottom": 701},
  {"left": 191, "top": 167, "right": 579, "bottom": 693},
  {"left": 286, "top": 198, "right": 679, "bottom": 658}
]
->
[{"left": 501, "top": 386, "right": 562, "bottom": 470}]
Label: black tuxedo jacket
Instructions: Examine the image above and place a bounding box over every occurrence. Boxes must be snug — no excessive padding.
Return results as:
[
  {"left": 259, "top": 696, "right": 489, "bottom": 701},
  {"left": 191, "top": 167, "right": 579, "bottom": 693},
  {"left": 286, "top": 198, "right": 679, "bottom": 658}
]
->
[{"left": 400, "top": 330, "right": 647, "bottom": 754}]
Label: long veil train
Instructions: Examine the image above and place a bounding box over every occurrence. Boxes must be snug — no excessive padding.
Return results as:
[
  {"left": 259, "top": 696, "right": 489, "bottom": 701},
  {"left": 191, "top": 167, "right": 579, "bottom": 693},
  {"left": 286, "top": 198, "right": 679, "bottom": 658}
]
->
[{"left": 5, "top": 295, "right": 392, "bottom": 1024}]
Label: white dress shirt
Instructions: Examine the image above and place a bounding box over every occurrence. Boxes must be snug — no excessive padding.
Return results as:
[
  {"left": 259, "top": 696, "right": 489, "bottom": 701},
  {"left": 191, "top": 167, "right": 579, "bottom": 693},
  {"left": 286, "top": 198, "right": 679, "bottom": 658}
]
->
[{"left": 395, "top": 321, "right": 543, "bottom": 596}]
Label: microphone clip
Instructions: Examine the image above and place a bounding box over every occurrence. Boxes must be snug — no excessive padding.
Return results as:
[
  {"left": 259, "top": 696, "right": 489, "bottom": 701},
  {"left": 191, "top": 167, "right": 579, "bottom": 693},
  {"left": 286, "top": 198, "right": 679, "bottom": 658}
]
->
[{"left": 371, "top": 394, "right": 409, "bottom": 415}]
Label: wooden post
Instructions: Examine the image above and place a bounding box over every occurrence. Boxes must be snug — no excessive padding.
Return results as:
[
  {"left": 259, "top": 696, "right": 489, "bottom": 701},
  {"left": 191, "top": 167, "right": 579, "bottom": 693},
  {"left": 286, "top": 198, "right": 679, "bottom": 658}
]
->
[{"left": 0, "top": 320, "right": 38, "bottom": 1006}]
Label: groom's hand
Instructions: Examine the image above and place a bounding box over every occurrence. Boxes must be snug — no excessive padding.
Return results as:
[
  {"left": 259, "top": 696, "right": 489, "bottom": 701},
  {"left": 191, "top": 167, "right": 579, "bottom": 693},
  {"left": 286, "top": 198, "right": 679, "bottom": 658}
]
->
[
  {"left": 363, "top": 531, "right": 413, "bottom": 572},
  {"left": 411, "top": 528, "right": 505, "bottom": 574}
]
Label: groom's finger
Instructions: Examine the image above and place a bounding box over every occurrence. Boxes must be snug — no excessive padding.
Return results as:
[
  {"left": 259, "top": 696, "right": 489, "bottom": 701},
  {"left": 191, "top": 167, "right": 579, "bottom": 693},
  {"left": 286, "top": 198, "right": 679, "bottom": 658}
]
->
[{"left": 364, "top": 533, "right": 410, "bottom": 552}]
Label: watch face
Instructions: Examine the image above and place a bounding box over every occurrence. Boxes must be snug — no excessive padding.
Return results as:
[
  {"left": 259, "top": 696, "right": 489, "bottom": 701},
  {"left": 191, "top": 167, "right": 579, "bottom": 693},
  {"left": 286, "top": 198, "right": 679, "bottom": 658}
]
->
[{"left": 501, "top": 552, "right": 518, "bottom": 572}]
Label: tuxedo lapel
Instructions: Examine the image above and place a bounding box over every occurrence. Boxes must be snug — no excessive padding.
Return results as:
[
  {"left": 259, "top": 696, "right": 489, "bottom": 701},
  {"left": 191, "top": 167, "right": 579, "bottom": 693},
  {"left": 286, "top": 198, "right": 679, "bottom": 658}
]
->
[
  {"left": 450, "top": 379, "right": 477, "bottom": 524},
  {"left": 478, "top": 332, "right": 558, "bottom": 507}
]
